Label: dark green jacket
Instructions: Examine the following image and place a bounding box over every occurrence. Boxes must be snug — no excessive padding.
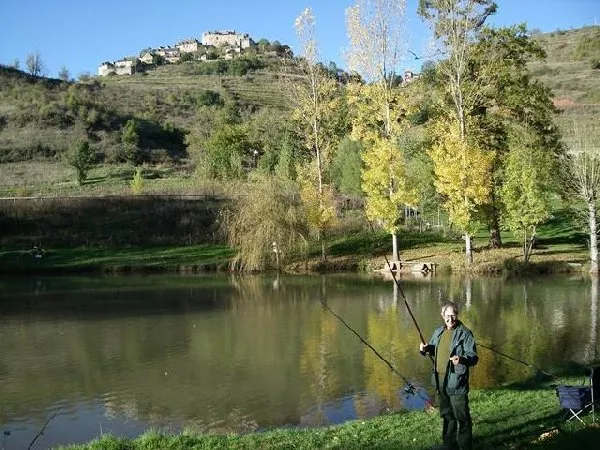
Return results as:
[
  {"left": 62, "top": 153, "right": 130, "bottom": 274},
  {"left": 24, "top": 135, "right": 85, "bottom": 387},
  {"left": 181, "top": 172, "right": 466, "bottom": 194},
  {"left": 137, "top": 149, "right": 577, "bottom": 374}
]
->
[{"left": 422, "top": 321, "right": 478, "bottom": 395}]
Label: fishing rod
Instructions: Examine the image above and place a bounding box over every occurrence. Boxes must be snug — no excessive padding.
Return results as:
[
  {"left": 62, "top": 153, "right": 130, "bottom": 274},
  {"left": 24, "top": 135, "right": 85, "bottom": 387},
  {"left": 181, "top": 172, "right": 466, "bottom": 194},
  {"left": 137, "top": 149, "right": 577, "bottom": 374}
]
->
[
  {"left": 320, "top": 300, "right": 432, "bottom": 405},
  {"left": 478, "top": 343, "right": 554, "bottom": 377},
  {"left": 367, "top": 221, "right": 430, "bottom": 348}
]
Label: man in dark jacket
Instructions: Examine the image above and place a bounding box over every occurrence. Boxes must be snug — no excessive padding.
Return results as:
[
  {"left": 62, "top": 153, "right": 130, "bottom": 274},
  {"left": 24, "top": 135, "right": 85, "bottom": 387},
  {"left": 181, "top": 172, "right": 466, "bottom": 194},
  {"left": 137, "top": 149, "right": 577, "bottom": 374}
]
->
[{"left": 419, "top": 301, "right": 478, "bottom": 450}]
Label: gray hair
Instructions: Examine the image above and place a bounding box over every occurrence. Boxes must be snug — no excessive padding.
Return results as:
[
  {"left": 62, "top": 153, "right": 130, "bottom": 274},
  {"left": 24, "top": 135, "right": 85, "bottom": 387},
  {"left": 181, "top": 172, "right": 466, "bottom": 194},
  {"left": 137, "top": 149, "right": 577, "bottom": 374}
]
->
[{"left": 441, "top": 301, "right": 459, "bottom": 316}]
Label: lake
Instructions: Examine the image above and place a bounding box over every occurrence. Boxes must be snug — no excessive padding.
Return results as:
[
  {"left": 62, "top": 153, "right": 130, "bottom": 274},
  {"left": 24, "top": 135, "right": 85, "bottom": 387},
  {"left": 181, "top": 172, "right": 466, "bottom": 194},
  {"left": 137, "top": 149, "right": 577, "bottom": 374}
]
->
[{"left": 0, "top": 273, "right": 597, "bottom": 449}]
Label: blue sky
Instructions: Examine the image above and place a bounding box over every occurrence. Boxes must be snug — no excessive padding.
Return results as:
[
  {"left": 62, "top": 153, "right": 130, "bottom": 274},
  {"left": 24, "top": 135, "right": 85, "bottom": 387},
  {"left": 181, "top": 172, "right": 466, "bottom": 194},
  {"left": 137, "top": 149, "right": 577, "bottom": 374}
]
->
[{"left": 0, "top": 0, "right": 597, "bottom": 79}]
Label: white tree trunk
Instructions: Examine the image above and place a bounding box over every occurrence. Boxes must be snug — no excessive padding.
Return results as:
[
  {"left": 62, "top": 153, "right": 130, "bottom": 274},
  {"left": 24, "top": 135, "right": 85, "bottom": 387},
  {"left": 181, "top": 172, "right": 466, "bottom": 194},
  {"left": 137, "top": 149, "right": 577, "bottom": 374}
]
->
[
  {"left": 588, "top": 200, "right": 599, "bottom": 273},
  {"left": 464, "top": 233, "right": 473, "bottom": 265},
  {"left": 392, "top": 233, "right": 399, "bottom": 262}
]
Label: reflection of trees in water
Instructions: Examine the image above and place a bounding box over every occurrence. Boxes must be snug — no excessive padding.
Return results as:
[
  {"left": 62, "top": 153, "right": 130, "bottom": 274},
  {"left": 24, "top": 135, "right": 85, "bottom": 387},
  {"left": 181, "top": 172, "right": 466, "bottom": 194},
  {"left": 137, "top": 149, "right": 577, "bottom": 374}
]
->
[{"left": 586, "top": 275, "right": 598, "bottom": 362}]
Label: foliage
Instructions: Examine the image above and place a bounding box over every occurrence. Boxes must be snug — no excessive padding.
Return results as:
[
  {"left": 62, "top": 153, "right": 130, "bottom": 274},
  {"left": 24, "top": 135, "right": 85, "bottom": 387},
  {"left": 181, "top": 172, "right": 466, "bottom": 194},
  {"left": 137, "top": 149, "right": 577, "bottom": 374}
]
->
[
  {"left": 68, "top": 139, "right": 95, "bottom": 185},
  {"left": 428, "top": 118, "right": 493, "bottom": 234},
  {"left": 297, "top": 162, "right": 338, "bottom": 242},
  {"left": 361, "top": 136, "right": 418, "bottom": 234},
  {"left": 220, "top": 175, "right": 308, "bottom": 270},
  {"left": 331, "top": 136, "right": 363, "bottom": 196},
  {"left": 199, "top": 124, "right": 250, "bottom": 180},
  {"left": 499, "top": 125, "right": 552, "bottom": 263},
  {"left": 121, "top": 119, "right": 142, "bottom": 165},
  {"left": 130, "top": 166, "right": 144, "bottom": 195},
  {"left": 196, "top": 89, "right": 223, "bottom": 107}
]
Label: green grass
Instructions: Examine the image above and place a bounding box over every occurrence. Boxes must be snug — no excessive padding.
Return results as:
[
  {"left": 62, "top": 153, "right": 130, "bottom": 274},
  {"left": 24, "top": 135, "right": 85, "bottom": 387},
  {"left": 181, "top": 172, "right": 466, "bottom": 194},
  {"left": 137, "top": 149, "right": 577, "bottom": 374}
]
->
[
  {"left": 0, "top": 244, "right": 234, "bottom": 274},
  {"left": 57, "top": 372, "right": 600, "bottom": 449}
]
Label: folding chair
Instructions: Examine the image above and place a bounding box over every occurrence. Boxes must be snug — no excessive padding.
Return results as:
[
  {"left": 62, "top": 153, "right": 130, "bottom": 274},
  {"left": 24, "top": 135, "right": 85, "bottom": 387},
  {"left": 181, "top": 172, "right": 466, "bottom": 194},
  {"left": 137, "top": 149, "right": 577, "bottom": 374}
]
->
[{"left": 555, "top": 366, "right": 599, "bottom": 424}]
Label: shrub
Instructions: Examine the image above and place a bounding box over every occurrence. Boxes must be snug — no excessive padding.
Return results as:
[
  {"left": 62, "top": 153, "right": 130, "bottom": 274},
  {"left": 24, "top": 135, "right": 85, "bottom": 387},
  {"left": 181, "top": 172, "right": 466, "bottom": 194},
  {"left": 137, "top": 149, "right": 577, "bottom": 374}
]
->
[{"left": 68, "top": 139, "right": 95, "bottom": 185}]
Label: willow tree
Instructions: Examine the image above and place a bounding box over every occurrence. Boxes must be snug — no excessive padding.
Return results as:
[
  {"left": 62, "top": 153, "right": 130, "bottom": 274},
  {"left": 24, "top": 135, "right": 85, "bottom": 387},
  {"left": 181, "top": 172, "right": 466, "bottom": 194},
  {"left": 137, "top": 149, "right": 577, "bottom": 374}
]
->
[
  {"left": 418, "top": 0, "right": 497, "bottom": 264},
  {"left": 286, "top": 8, "right": 344, "bottom": 260},
  {"left": 345, "top": 0, "right": 417, "bottom": 262}
]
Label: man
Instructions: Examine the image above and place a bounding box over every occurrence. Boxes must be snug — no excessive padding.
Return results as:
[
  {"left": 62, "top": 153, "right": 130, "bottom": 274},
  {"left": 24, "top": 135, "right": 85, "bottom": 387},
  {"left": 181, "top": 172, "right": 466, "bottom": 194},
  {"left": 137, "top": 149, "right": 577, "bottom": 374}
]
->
[{"left": 420, "top": 302, "right": 478, "bottom": 450}]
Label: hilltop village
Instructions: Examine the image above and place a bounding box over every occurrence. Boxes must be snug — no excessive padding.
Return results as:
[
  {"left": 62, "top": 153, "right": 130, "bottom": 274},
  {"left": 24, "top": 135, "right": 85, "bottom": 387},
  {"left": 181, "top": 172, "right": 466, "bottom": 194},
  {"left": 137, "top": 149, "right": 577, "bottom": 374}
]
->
[{"left": 98, "top": 30, "right": 291, "bottom": 76}]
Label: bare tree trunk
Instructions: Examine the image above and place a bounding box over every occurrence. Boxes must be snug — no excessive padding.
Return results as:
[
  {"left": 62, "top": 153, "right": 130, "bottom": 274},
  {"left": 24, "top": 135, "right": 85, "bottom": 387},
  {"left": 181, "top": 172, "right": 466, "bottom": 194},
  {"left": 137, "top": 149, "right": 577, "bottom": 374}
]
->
[
  {"left": 588, "top": 275, "right": 599, "bottom": 361},
  {"left": 488, "top": 195, "right": 502, "bottom": 248},
  {"left": 392, "top": 233, "right": 399, "bottom": 262},
  {"left": 464, "top": 233, "right": 473, "bottom": 265},
  {"left": 588, "top": 200, "right": 599, "bottom": 273}
]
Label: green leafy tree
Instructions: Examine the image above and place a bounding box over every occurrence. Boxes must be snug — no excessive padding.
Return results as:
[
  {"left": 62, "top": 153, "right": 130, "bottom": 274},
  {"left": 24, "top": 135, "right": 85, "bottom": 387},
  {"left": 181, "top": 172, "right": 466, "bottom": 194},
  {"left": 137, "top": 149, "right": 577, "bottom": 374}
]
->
[
  {"left": 469, "top": 24, "right": 561, "bottom": 248},
  {"left": 200, "top": 124, "right": 250, "bottom": 180},
  {"left": 331, "top": 137, "right": 363, "bottom": 196},
  {"left": 121, "top": 119, "right": 142, "bottom": 165},
  {"left": 69, "top": 140, "right": 95, "bottom": 185},
  {"left": 499, "top": 125, "right": 552, "bottom": 263},
  {"left": 130, "top": 167, "right": 144, "bottom": 195}
]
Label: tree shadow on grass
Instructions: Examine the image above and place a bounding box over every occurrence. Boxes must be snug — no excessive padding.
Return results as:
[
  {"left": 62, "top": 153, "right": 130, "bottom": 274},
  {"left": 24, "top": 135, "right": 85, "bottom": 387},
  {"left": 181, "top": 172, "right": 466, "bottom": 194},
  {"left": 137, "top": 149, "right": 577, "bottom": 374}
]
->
[{"left": 84, "top": 168, "right": 134, "bottom": 185}]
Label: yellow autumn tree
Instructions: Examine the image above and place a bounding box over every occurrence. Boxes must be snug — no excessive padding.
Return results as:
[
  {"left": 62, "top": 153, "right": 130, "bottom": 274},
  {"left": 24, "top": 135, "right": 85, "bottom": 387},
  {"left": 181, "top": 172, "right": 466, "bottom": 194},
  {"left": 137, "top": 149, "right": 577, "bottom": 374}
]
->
[
  {"left": 345, "top": 0, "right": 417, "bottom": 261},
  {"left": 428, "top": 119, "right": 493, "bottom": 264},
  {"left": 286, "top": 8, "right": 344, "bottom": 260}
]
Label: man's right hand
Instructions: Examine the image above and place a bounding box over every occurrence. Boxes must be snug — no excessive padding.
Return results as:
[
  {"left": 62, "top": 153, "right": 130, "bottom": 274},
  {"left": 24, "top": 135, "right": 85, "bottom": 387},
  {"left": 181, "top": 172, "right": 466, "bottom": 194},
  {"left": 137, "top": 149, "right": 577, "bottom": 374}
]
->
[{"left": 419, "top": 342, "right": 428, "bottom": 354}]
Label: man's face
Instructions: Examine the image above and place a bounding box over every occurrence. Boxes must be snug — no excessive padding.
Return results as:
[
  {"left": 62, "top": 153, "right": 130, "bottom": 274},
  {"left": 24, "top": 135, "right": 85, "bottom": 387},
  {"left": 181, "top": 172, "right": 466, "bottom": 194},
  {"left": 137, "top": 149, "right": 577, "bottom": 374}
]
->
[{"left": 442, "top": 307, "right": 457, "bottom": 329}]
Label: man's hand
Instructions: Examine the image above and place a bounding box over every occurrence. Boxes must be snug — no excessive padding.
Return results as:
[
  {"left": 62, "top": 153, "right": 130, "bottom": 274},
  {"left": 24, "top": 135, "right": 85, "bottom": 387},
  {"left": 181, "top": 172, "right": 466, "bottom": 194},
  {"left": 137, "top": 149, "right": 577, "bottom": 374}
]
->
[
  {"left": 419, "top": 342, "right": 427, "bottom": 352},
  {"left": 450, "top": 355, "right": 460, "bottom": 365}
]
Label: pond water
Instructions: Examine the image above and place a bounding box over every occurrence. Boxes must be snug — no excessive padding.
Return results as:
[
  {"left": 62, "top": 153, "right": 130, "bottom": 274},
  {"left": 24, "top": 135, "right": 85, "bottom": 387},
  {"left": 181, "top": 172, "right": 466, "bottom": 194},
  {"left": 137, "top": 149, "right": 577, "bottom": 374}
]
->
[{"left": 0, "top": 273, "right": 598, "bottom": 449}]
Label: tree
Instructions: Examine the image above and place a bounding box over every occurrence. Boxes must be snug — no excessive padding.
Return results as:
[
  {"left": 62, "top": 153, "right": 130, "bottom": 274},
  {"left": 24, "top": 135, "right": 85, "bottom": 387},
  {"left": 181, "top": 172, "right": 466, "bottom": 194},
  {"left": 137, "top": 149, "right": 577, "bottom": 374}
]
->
[
  {"left": 25, "top": 50, "right": 46, "bottom": 77},
  {"left": 58, "top": 66, "right": 70, "bottom": 82},
  {"left": 220, "top": 173, "right": 308, "bottom": 270},
  {"left": 345, "top": 0, "right": 417, "bottom": 261},
  {"left": 200, "top": 124, "right": 250, "bottom": 180},
  {"left": 418, "top": 0, "right": 497, "bottom": 264},
  {"left": 499, "top": 124, "right": 552, "bottom": 263},
  {"left": 331, "top": 137, "right": 363, "bottom": 196},
  {"left": 560, "top": 121, "right": 600, "bottom": 273},
  {"left": 130, "top": 167, "right": 144, "bottom": 195},
  {"left": 121, "top": 119, "right": 142, "bottom": 165},
  {"left": 69, "top": 140, "right": 94, "bottom": 185},
  {"left": 428, "top": 118, "right": 493, "bottom": 263},
  {"left": 469, "top": 24, "right": 561, "bottom": 249},
  {"left": 286, "top": 7, "right": 345, "bottom": 260}
]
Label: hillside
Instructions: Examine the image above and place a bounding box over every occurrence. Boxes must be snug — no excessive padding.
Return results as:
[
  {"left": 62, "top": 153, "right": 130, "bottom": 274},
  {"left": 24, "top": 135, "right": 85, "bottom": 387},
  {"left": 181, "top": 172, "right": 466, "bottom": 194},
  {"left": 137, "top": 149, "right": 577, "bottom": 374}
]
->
[
  {"left": 0, "top": 25, "right": 598, "bottom": 182},
  {"left": 530, "top": 25, "right": 600, "bottom": 129}
]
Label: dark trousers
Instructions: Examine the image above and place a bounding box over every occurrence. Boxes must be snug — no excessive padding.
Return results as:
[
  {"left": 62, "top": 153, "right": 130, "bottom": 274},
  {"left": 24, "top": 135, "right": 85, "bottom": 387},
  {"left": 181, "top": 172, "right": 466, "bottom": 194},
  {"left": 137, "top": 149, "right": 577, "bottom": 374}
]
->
[{"left": 438, "top": 392, "right": 472, "bottom": 450}]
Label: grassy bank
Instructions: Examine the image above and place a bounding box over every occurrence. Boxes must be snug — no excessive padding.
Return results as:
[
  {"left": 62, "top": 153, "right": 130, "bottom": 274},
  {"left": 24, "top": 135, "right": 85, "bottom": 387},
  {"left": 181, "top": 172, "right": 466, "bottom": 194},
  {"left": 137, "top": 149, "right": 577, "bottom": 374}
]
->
[
  {"left": 58, "top": 372, "right": 600, "bottom": 449},
  {"left": 0, "top": 244, "right": 234, "bottom": 274}
]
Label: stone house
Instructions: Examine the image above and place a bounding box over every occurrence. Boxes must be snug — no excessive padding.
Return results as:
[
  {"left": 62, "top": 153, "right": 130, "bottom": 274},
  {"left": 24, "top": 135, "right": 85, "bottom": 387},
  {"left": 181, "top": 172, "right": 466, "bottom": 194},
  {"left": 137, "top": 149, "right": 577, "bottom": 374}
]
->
[
  {"left": 176, "top": 39, "right": 200, "bottom": 53},
  {"left": 140, "top": 52, "right": 154, "bottom": 64},
  {"left": 114, "top": 58, "right": 138, "bottom": 75},
  {"left": 98, "top": 61, "right": 115, "bottom": 76},
  {"left": 155, "top": 46, "right": 180, "bottom": 64}
]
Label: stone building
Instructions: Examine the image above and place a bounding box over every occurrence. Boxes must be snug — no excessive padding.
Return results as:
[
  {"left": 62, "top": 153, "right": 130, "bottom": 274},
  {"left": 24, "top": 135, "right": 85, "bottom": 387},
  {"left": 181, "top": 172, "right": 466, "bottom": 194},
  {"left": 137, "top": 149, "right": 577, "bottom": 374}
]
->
[
  {"left": 176, "top": 39, "right": 200, "bottom": 53},
  {"left": 201, "top": 30, "right": 254, "bottom": 50}
]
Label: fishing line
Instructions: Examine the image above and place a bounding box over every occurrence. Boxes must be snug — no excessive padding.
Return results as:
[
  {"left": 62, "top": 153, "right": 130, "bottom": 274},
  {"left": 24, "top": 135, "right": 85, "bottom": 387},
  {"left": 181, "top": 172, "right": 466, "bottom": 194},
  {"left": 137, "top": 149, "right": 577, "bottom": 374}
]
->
[
  {"left": 479, "top": 342, "right": 554, "bottom": 378},
  {"left": 320, "top": 300, "right": 432, "bottom": 405}
]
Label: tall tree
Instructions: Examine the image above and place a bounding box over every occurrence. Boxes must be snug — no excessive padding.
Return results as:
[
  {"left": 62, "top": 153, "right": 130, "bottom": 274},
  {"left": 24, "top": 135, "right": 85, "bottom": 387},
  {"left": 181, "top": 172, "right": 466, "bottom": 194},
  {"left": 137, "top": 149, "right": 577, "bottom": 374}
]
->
[
  {"left": 499, "top": 124, "right": 552, "bottom": 263},
  {"left": 560, "top": 121, "right": 600, "bottom": 273},
  {"left": 25, "top": 50, "right": 45, "bottom": 77},
  {"left": 287, "top": 8, "right": 344, "bottom": 260},
  {"left": 345, "top": 0, "right": 417, "bottom": 261},
  {"left": 470, "top": 24, "right": 561, "bottom": 248},
  {"left": 418, "top": 0, "right": 497, "bottom": 264}
]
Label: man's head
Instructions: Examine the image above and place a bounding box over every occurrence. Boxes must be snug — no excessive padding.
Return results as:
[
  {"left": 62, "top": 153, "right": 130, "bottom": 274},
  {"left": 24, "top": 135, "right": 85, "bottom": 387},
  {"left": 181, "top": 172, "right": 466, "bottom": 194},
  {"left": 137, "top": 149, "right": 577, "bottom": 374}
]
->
[{"left": 440, "top": 302, "right": 459, "bottom": 329}]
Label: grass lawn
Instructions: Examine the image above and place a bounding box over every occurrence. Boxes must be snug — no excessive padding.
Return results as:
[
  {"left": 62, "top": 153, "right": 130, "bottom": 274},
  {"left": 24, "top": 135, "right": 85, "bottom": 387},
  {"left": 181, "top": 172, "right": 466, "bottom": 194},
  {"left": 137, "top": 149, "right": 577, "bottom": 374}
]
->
[
  {"left": 57, "top": 372, "right": 600, "bottom": 449},
  {"left": 0, "top": 244, "right": 234, "bottom": 274}
]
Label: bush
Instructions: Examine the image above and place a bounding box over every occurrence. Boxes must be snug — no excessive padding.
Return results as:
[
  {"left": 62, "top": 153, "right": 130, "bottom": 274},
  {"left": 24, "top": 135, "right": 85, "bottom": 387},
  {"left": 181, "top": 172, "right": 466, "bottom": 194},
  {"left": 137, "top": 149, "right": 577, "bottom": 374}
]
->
[
  {"left": 592, "top": 59, "right": 600, "bottom": 70},
  {"left": 68, "top": 140, "right": 95, "bottom": 185}
]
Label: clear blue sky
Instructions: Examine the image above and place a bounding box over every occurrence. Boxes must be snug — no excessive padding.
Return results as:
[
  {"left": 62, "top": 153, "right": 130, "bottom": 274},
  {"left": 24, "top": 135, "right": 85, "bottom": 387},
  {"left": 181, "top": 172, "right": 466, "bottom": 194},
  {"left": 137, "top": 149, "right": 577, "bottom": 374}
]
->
[{"left": 0, "top": 0, "right": 597, "bottom": 79}]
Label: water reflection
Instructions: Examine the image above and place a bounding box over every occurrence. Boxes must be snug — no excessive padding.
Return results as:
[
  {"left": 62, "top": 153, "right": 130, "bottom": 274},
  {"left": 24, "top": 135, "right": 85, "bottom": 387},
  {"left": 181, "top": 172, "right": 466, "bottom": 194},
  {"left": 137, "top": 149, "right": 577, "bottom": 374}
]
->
[{"left": 0, "top": 274, "right": 598, "bottom": 448}]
